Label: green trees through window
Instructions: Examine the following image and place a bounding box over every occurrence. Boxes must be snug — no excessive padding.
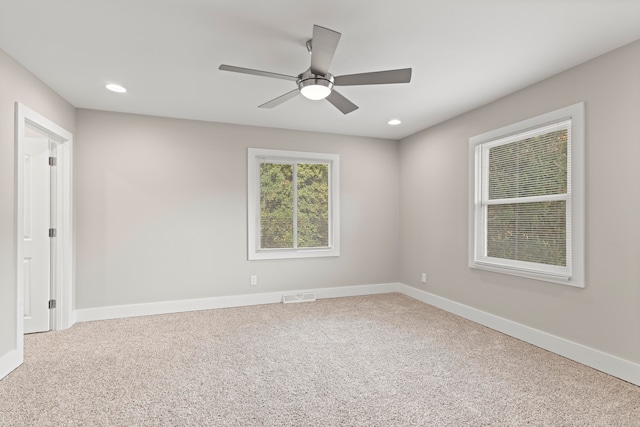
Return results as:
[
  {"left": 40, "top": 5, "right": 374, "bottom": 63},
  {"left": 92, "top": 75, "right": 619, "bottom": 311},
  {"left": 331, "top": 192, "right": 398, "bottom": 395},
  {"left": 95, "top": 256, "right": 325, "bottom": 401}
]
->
[
  {"left": 259, "top": 162, "right": 329, "bottom": 250},
  {"left": 260, "top": 163, "right": 293, "bottom": 248}
]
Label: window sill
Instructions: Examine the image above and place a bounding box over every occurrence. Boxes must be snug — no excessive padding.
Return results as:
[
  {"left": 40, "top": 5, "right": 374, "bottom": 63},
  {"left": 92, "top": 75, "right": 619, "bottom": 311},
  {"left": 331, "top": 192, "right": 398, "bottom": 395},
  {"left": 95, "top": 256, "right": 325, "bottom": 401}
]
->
[
  {"left": 249, "top": 248, "right": 340, "bottom": 261},
  {"left": 469, "top": 261, "right": 583, "bottom": 288}
]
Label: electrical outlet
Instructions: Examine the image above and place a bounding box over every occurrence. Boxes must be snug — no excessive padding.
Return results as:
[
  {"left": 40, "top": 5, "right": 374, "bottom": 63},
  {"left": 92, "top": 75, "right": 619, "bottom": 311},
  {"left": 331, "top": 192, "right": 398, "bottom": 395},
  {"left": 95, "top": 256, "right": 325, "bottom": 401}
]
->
[
  {"left": 421, "top": 273, "right": 427, "bottom": 283},
  {"left": 250, "top": 275, "right": 257, "bottom": 286}
]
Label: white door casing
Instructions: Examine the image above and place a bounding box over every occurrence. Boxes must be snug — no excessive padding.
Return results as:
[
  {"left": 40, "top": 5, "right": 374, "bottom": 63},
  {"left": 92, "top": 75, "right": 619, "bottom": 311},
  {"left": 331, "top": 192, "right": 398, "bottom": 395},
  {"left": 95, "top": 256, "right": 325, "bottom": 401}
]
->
[
  {"left": 0, "top": 103, "right": 74, "bottom": 381},
  {"left": 23, "top": 137, "right": 52, "bottom": 334}
]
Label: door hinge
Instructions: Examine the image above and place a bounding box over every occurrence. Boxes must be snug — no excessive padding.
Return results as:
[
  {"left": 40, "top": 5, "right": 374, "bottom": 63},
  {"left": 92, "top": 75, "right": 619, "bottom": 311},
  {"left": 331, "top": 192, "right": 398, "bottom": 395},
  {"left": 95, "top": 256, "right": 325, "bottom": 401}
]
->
[
  {"left": 48, "top": 299, "right": 56, "bottom": 309},
  {"left": 49, "top": 228, "right": 57, "bottom": 238},
  {"left": 49, "top": 157, "right": 57, "bottom": 166}
]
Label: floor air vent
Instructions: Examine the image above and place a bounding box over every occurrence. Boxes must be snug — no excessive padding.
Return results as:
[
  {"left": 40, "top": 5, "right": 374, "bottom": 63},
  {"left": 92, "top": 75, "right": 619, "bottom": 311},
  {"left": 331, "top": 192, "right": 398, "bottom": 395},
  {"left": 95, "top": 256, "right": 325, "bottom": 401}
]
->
[{"left": 282, "top": 292, "right": 317, "bottom": 304}]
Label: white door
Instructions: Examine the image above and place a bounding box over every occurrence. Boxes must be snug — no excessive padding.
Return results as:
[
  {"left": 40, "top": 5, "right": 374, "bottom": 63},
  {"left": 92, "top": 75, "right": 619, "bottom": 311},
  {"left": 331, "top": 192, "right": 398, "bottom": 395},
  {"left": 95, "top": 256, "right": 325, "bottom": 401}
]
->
[{"left": 23, "top": 137, "right": 53, "bottom": 334}]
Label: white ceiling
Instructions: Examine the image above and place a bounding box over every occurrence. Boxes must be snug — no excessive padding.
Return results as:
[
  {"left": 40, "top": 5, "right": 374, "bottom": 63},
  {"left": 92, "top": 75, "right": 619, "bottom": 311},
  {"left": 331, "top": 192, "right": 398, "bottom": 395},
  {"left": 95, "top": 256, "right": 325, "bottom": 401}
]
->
[{"left": 1, "top": 1, "right": 639, "bottom": 140}]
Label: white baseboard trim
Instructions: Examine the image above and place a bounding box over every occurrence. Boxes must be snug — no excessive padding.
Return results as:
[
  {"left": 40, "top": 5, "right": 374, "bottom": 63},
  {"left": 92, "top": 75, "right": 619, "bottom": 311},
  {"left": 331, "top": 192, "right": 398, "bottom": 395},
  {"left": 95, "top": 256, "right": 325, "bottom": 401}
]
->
[
  {"left": 398, "top": 283, "right": 640, "bottom": 387},
  {"left": 72, "top": 282, "right": 639, "bottom": 387},
  {"left": 74, "top": 283, "right": 399, "bottom": 323},
  {"left": 0, "top": 349, "right": 22, "bottom": 381}
]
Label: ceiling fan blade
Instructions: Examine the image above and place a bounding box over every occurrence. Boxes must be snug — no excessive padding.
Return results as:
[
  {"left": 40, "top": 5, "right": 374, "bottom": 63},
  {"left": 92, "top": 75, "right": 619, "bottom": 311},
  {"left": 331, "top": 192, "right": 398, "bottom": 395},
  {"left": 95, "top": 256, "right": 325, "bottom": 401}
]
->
[
  {"left": 309, "top": 25, "right": 341, "bottom": 76},
  {"left": 219, "top": 64, "right": 298, "bottom": 82},
  {"left": 334, "top": 68, "right": 412, "bottom": 86},
  {"left": 259, "top": 89, "right": 300, "bottom": 108},
  {"left": 326, "top": 90, "right": 358, "bottom": 115}
]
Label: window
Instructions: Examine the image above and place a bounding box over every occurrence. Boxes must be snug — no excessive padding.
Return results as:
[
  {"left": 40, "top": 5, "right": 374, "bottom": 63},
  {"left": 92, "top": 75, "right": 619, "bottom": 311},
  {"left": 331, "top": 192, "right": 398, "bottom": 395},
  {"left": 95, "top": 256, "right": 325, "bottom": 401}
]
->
[
  {"left": 469, "top": 103, "right": 584, "bottom": 287},
  {"left": 248, "top": 148, "right": 340, "bottom": 260}
]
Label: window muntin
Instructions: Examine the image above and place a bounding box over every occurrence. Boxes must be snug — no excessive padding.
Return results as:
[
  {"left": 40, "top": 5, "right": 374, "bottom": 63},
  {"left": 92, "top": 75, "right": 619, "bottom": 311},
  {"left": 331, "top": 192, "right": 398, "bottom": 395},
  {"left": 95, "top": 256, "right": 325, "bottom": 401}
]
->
[
  {"left": 248, "top": 148, "right": 339, "bottom": 260},
  {"left": 469, "top": 103, "right": 584, "bottom": 287}
]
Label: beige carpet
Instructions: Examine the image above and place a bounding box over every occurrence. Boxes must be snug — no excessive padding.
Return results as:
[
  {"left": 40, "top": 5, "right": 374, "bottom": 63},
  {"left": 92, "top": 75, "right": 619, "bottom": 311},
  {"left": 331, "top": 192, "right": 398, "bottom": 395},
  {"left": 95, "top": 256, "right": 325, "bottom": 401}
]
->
[{"left": 1, "top": 293, "right": 639, "bottom": 426}]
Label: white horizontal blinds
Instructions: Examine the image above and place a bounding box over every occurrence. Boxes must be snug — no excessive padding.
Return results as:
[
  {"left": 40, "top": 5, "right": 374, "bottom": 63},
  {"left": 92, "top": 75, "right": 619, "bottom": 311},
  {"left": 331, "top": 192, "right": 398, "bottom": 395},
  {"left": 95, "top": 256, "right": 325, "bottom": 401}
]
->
[
  {"left": 484, "top": 120, "right": 571, "bottom": 268},
  {"left": 486, "top": 202, "right": 567, "bottom": 266},
  {"left": 297, "top": 163, "right": 330, "bottom": 248},
  {"left": 259, "top": 161, "right": 294, "bottom": 249}
]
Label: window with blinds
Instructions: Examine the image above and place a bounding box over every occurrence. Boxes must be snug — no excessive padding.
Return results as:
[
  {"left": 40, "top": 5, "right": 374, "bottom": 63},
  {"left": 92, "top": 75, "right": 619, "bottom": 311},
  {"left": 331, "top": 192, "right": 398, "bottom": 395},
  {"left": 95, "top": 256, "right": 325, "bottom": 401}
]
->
[
  {"left": 248, "top": 148, "right": 340, "bottom": 260},
  {"left": 469, "top": 103, "right": 585, "bottom": 287}
]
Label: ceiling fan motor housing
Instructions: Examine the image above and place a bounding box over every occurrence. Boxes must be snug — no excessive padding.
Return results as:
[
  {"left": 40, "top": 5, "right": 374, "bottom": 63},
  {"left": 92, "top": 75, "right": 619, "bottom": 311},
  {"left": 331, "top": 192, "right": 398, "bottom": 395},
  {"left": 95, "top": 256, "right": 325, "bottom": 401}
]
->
[{"left": 298, "top": 69, "right": 334, "bottom": 100}]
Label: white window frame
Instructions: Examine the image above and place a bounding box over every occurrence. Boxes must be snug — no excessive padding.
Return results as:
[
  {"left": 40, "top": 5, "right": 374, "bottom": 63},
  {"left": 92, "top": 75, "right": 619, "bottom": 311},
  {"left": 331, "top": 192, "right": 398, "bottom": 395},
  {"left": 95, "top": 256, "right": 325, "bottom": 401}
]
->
[
  {"left": 248, "top": 148, "right": 340, "bottom": 260},
  {"left": 468, "top": 103, "right": 585, "bottom": 287}
]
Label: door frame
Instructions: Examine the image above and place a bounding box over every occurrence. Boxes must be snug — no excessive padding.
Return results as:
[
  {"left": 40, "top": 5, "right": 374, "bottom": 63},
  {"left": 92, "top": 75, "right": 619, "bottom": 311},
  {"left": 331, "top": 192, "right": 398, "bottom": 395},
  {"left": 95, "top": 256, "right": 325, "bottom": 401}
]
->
[{"left": 15, "top": 103, "right": 74, "bottom": 348}]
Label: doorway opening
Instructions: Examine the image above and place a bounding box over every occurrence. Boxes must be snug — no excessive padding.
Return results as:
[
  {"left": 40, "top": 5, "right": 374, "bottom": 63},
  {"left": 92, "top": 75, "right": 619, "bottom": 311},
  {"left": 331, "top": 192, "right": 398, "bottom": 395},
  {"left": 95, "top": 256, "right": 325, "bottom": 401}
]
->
[
  {"left": 15, "top": 103, "right": 74, "bottom": 343},
  {"left": 22, "top": 136, "right": 57, "bottom": 334}
]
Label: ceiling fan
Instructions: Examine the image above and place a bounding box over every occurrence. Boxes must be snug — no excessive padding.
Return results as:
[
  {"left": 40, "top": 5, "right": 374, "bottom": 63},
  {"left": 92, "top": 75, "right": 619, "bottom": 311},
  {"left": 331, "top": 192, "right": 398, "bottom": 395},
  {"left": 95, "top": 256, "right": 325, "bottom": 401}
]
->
[{"left": 219, "top": 25, "right": 412, "bottom": 115}]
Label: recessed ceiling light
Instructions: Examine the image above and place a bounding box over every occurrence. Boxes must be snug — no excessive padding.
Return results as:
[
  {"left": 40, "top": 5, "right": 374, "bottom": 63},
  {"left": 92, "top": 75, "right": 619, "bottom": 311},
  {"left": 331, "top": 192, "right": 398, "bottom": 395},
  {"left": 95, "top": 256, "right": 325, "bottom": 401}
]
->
[
  {"left": 105, "top": 83, "right": 127, "bottom": 93},
  {"left": 388, "top": 119, "right": 402, "bottom": 126}
]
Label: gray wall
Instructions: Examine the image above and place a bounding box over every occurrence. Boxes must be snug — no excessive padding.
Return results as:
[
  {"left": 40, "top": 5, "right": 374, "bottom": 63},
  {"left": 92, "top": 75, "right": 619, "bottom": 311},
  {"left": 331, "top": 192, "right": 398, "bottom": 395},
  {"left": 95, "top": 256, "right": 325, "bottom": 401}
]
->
[
  {"left": 0, "top": 49, "right": 75, "bottom": 358},
  {"left": 75, "top": 110, "right": 400, "bottom": 308},
  {"left": 399, "top": 40, "right": 640, "bottom": 363}
]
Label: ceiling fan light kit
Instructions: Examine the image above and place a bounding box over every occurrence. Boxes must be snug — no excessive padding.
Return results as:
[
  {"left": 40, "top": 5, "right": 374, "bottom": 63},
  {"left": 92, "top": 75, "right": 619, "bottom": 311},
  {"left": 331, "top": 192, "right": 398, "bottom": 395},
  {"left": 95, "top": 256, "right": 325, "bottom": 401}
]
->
[
  {"left": 298, "top": 70, "right": 334, "bottom": 100},
  {"left": 219, "top": 25, "right": 412, "bottom": 114}
]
